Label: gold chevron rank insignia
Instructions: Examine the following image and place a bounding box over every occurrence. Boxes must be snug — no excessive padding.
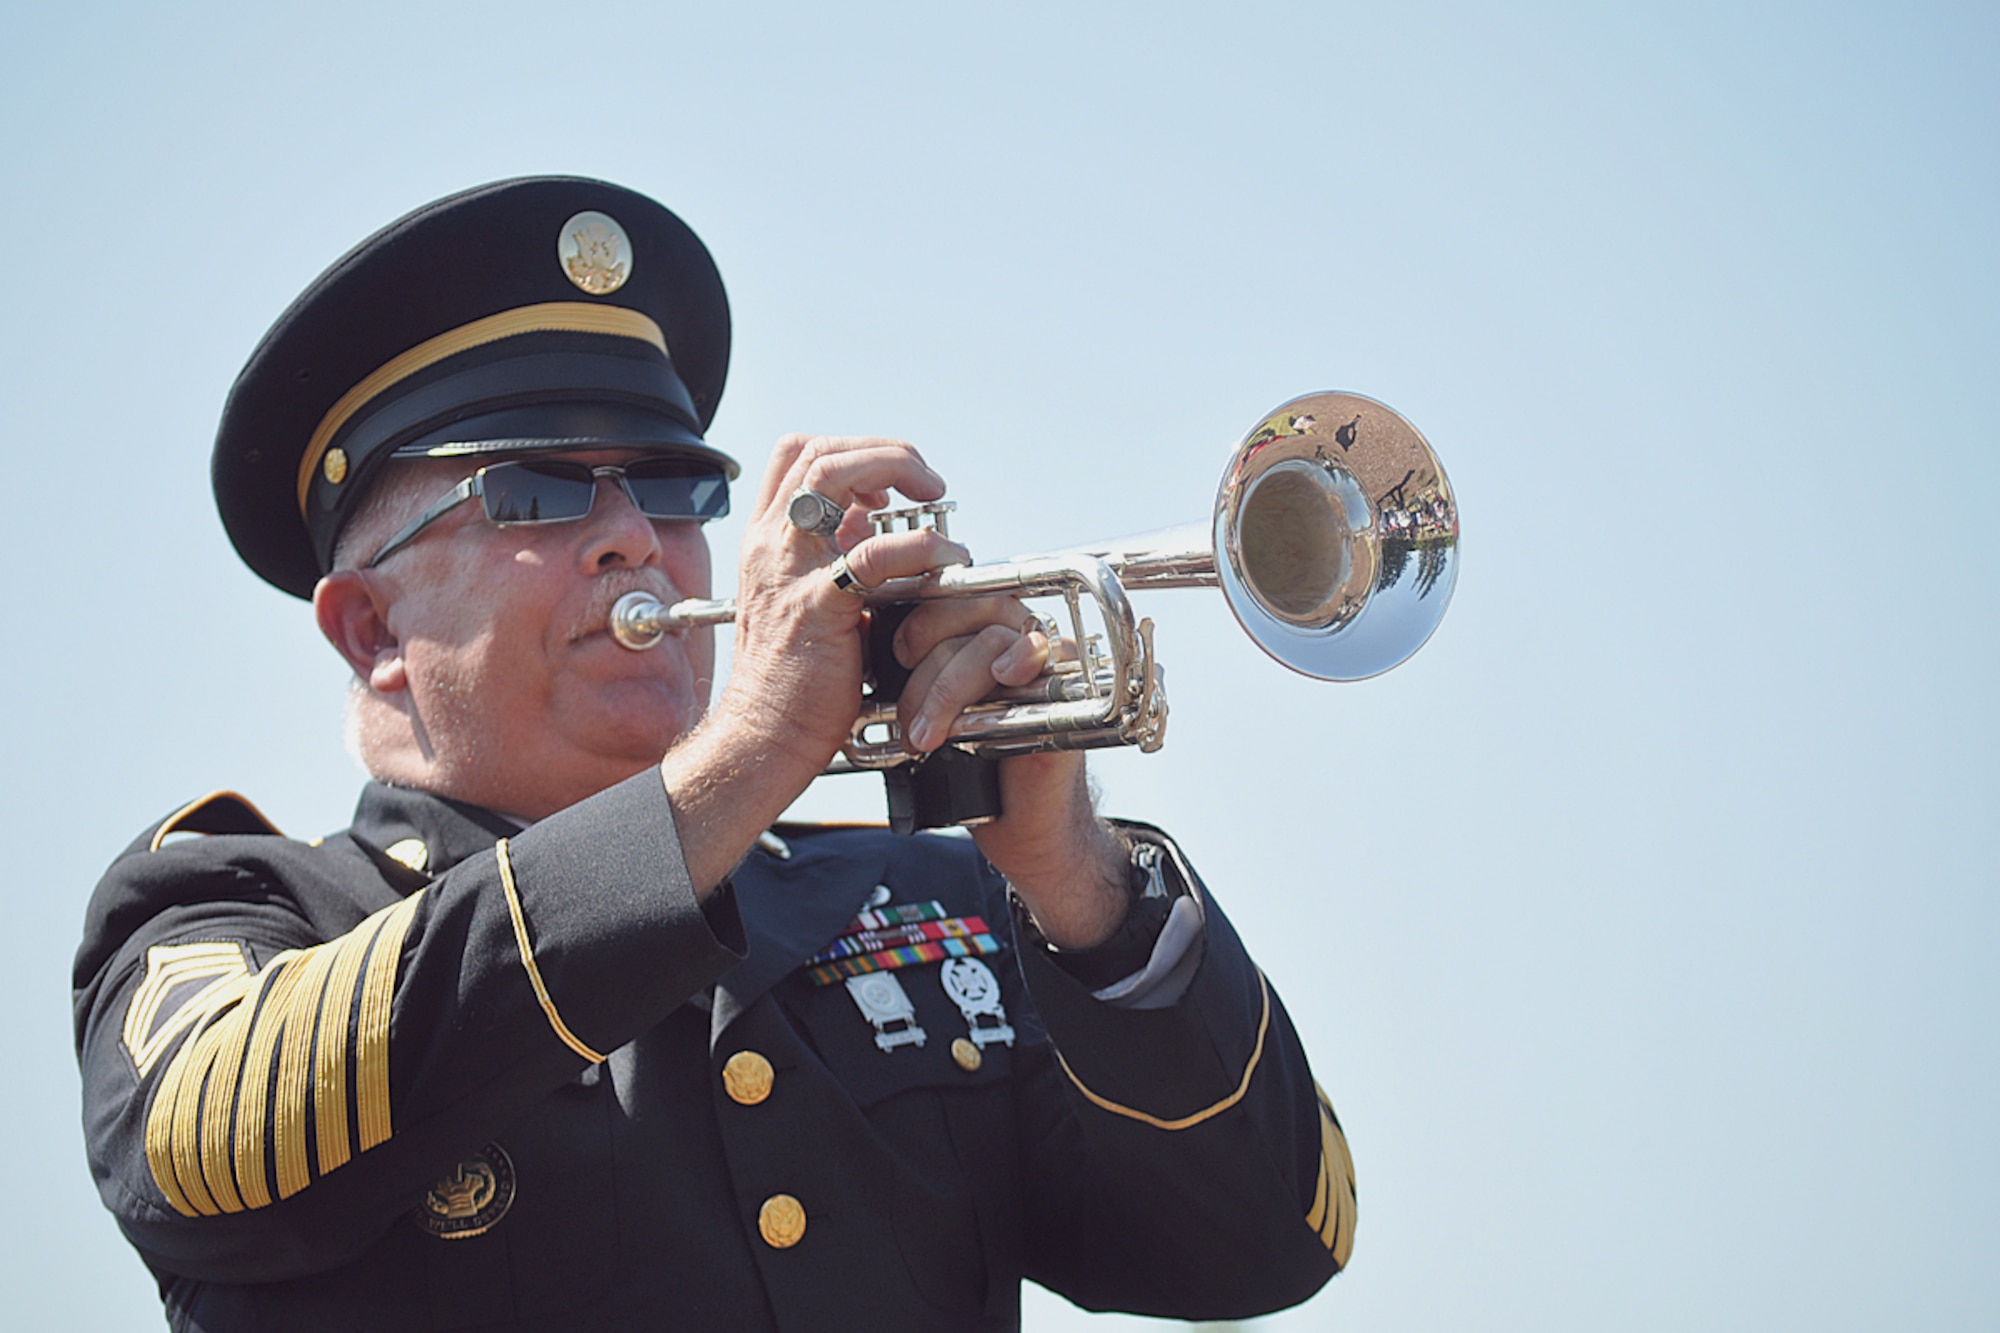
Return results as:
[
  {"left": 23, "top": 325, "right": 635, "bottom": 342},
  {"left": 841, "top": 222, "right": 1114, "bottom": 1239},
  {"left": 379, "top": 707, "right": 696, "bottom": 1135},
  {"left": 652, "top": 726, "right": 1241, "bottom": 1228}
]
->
[{"left": 123, "top": 942, "right": 252, "bottom": 1077}]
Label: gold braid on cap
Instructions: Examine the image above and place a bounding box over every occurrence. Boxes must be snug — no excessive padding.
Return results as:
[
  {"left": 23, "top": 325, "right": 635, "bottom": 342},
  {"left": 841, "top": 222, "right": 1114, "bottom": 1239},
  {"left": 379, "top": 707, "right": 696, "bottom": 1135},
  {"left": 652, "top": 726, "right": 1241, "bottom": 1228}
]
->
[{"left": 295, "top": 302, "right": 671, "bottom": 516}]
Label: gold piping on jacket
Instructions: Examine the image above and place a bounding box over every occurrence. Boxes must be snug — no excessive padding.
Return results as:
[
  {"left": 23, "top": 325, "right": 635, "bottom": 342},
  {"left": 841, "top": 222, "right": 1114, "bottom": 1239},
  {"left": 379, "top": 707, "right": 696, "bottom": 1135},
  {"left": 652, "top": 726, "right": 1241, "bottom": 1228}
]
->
[
  {"left": 142, "top": 893, "right": 424, "bottom": 1218},
  {"left": 1052, "top": 970, "right": 1272, "bottom": 1131},
  {"left": 295, "top": 302, "right": 671, "bottom": 515},
  {"left": 1305, "top": 1081, "right": 1357, "bottom": 1266},
  {"left": 148, "top": 790, "right": 282, "bottom": 851},
  {"left": 495, "top": 838, "right": 608, "bottom": 1064}
]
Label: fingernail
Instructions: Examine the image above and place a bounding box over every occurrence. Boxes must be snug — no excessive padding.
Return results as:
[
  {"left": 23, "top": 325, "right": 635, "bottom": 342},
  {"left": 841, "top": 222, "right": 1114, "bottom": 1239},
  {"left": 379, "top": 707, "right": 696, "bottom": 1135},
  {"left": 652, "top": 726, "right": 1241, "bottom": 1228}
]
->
[{"left": 906, "top": 716, "right": 934, "bottom": 750}]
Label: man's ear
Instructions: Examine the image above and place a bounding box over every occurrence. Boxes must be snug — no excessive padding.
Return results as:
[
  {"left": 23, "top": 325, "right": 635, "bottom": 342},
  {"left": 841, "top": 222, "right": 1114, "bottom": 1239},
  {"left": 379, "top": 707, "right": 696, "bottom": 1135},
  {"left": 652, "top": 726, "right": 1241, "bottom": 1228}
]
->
[{"left": 313, "top": 571, "right": 407, "bottom": 693}]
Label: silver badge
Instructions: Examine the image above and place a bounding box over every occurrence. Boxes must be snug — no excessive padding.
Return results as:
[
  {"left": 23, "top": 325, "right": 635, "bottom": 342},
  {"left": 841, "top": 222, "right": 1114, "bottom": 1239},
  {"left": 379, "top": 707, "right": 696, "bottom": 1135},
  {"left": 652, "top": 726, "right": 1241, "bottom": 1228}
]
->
[
  {"left": 557, "top": 210, "right": 633, "bottom": 295},
  {"left": 940, "top": 958, "right": 1014, "bottom": 1049},
  {"left": 844, "top": 972, "right": 926, "bottom": 1052}
]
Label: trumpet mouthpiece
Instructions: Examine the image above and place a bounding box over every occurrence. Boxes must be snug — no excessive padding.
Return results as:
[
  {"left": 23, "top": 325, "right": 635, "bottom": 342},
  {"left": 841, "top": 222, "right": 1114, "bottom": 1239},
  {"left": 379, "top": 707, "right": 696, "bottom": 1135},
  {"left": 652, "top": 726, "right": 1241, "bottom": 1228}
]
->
[{"left": 610, "top": 591, "right": 666, "bottom": 650}]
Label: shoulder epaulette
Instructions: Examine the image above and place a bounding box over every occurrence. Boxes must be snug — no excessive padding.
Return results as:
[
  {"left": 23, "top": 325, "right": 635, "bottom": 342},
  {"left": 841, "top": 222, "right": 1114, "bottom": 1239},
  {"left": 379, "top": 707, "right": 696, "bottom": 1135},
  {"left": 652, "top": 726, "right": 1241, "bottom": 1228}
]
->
[{"left": 148, "top": 791, "right": 284, "bottom": 852}]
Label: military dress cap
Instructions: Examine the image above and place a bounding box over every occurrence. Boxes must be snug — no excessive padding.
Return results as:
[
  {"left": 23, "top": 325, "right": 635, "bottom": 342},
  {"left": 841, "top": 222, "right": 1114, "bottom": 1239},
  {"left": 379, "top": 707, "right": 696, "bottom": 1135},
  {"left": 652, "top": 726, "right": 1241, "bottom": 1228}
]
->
[{"left": 212, "top": 175, "right": 737, "bottom": 598}]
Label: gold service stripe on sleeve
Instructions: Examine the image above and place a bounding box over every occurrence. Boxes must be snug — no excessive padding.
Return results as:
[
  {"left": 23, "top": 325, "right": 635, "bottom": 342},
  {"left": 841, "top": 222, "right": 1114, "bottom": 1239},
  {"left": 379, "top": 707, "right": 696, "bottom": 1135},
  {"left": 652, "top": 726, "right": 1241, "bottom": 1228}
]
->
[
  {"left": 1307, "top": 1146, "right": 1332, "bottom": 1236},
  {"left": 295, "top": 302, "right": 672, "bottom": 515},
  {"left": 355, "top": 894, "right": 423, "bottom": 1153},
  {"left": 310, "top": 908, "right": 383, "bottom": 1175},
  {"left": 140, "top": 893, "right": 426, "bottom": 1218},
  {"left": 1312, "top": 1082, "right": 1358, "bottom": 1266},
  {"left": 270, "top": 944, "right": 341, "bottom": 1200},
  {"left": 230, "top": 950, "right": 313, "bottom": 1211},
  {"left": 144, "top": 968, "right": 265, "bottom": 1217},
  {"left": 169, "top": 1023, "right": 232, "bottom": 1216},
  {"left": 1051, "top": 971, "right": 1272, "bottom": 1132},
  {"left": 495, "top": 839, "right": 608, "bottom": 1064}
]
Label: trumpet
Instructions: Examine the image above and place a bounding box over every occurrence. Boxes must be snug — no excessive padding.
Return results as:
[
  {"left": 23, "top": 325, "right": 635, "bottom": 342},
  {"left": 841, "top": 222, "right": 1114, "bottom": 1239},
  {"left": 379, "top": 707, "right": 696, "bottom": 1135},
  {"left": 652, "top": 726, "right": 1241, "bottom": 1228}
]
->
[{"left": 611, "top": 391, "right": 1458, "bottom": 770}]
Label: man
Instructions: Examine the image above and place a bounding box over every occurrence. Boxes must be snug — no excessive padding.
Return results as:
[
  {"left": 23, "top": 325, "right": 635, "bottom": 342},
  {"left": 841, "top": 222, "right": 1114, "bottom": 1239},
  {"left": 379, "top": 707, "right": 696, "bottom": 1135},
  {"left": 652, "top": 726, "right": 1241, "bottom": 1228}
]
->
[{"left": 75, "top": 177, "right": 1354, "bottom": 1331}]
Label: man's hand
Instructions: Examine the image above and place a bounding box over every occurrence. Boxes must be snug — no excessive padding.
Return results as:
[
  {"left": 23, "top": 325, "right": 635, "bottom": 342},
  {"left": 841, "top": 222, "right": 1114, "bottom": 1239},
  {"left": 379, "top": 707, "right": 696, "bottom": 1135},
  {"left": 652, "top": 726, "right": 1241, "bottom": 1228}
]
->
[
  {"left": 663, "top": 435, "right": 966, "bottom": 891},
  {"left": 664, "top": 433, "right": 1132, "bottom": 942},
  {"left": 892, "top": 600, "right": 1133, "bottom": 950}
]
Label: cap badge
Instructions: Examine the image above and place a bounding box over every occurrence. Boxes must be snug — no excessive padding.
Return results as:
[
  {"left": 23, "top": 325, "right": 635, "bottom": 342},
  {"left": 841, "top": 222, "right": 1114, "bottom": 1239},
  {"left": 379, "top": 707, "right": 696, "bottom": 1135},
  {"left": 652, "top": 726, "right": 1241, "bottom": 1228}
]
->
[
  {"left": 557, "top": 210, "right": 633, "bottom": 295},
  {"left": 322, "top": 447, "right": 348, "bottom": 485},
  {"left": 415, "top": 1142, "right": 515, "bottom": 1239}
]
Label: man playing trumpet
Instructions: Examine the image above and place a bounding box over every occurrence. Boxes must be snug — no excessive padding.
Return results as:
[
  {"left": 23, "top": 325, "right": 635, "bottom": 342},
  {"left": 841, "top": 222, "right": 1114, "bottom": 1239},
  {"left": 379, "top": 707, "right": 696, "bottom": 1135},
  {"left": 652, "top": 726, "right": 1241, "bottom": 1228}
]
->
[{"left": 75, "top": 177, "right": 1353, "bottom": 1331}]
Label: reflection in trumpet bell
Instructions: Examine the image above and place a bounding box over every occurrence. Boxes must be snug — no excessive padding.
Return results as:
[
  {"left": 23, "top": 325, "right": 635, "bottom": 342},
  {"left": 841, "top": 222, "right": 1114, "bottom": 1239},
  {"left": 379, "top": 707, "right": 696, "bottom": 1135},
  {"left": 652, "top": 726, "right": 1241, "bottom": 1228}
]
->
[{"left": 1214, "top": 391, "right": 1457, "bottom": 681}]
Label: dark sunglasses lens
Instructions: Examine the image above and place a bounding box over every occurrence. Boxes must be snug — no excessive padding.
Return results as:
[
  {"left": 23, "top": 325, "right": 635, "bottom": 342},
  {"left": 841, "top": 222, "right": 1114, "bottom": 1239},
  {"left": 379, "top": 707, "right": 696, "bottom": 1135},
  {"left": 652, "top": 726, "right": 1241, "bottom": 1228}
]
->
[
  {"left": 481, "top": 462, "right": 596, "bottom": 523},
  {"left": 625, "top": 461, "right": 732, "bottom": 520}
]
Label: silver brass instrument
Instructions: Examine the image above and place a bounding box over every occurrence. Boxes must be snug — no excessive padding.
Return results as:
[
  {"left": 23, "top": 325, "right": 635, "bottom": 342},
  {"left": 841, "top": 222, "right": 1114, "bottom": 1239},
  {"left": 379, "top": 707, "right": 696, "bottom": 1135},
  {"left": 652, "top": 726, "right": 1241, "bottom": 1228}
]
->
[{"left": 610, "top": 391, "right": 1459, "bottom": 769}]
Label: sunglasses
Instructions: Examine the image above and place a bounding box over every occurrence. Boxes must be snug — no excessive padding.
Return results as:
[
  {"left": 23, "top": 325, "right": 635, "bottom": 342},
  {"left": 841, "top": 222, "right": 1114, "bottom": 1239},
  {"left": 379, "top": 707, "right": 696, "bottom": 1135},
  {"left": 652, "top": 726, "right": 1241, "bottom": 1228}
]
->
[{"left": 366, "top": 458, "right": 731, "bottom": 569}]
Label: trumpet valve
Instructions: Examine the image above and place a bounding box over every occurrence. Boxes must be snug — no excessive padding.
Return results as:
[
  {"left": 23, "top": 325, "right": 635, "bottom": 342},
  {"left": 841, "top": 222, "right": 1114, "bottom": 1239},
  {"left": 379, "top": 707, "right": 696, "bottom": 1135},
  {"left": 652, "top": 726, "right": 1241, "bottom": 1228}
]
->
[{"left": 869, "top": 500, "right": 956, "bottom": 539}]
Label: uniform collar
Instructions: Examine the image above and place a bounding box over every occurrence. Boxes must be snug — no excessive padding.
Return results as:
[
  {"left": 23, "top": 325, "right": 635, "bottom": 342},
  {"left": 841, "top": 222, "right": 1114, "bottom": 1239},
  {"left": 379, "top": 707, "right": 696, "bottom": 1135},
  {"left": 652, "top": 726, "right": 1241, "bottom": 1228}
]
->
[{"left": 347, "top": 781, "right": 520, "bottom": 888}]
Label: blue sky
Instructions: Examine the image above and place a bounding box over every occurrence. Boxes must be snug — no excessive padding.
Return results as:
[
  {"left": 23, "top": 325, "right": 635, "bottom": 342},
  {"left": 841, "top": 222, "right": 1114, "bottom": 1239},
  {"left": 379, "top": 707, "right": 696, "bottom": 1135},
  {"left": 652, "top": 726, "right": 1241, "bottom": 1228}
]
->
[{"left": 3, "top": 3, "right": 1994, "bottom": 1328}]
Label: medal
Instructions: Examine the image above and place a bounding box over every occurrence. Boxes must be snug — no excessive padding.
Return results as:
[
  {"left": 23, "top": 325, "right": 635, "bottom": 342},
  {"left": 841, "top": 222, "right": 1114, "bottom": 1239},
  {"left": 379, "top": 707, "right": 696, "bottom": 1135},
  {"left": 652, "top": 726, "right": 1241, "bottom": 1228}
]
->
[
  {"left": 843, "top": 973, "right": 927, "bottom": 1052},
  {"left": 940, "top": 957, "right": 1014, "bottom": 1049}
]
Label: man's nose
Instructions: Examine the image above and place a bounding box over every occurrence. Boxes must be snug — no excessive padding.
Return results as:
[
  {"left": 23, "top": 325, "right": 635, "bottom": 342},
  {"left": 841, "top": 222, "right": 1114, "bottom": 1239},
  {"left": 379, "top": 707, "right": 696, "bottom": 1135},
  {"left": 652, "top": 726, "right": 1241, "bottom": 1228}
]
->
[{"left": 579, "top": 474, "right": 661, "bottom": 571}]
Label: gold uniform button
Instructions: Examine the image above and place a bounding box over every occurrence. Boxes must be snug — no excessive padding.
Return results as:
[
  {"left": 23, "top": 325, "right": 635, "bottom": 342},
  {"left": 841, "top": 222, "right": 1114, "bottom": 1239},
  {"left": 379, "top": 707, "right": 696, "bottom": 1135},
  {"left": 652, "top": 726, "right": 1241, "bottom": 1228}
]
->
[
  {"left": 950, "top": 1037, "right": 983, "bottom": 1072},
  {"left": 722, "top": 1051, "right": 774, "bottom": 1105},
  {"left": 758, "top": 1193, "right": 806, "bottom": 1248}
]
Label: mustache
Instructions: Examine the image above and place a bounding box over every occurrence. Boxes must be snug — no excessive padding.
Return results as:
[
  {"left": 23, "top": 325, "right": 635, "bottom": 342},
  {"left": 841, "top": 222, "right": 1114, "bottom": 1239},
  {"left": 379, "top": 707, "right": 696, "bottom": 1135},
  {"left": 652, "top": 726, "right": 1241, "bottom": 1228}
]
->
[{"left": 570, "top": 568, "right": 684, "bottom": 642}]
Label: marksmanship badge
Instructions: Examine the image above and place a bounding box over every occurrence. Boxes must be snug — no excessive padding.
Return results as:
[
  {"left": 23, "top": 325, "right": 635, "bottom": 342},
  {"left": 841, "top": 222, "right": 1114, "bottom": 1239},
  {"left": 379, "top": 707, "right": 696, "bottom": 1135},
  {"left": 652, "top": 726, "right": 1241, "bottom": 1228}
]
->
[
  {"left": 557, "top": 210, "right": 632, "bottom": 295},
  {"left": 940, "top": 957, "right": 1014, "bottom": 1049},
  {"left": 844, "top": 972, "right": 927, "bottom": 1052}
]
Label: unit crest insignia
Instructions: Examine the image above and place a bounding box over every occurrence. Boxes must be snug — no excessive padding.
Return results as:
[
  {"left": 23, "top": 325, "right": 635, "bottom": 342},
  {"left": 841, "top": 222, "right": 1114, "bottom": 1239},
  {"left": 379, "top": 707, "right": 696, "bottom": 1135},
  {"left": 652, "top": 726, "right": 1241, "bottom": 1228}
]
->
[
  {"left": 557, "top": 210, "right": 633, "bottom": 295},
  {"left": 415, "top": 1142, "right": 516, "bottom": 1239}
]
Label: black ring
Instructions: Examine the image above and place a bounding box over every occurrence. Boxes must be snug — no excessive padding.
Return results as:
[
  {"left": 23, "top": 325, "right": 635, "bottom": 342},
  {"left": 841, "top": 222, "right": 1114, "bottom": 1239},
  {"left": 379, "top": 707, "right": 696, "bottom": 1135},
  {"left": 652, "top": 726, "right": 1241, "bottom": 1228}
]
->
[{"left": 828, "top": 553, "right": 872, "bottom": 597}]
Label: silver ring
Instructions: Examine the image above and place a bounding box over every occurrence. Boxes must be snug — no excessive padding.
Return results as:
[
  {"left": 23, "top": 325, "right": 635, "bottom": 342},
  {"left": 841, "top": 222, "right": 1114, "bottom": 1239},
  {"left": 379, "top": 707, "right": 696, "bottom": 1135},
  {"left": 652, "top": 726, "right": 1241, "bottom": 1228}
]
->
[
  {"left": 785, "top": 488, "right": 845, "bottom": 539},
  {"left": 828, "top": 553, "right": 873, "bottom": 597}
]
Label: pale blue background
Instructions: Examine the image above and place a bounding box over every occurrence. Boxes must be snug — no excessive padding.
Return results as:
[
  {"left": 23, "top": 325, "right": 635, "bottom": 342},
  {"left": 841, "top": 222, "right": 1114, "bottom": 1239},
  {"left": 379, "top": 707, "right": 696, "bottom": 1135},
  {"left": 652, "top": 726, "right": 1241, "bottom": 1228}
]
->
[{"left": 3, "top": 3, "right": 1993, "bottom": 1329}]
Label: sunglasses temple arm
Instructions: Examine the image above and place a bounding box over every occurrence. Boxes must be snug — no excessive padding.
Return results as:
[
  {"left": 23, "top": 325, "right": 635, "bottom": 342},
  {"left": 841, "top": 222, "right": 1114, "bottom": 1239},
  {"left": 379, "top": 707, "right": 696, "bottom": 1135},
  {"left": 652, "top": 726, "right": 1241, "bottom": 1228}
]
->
[{"left": 364, "top": 475, "right": 481, "bottom": 570}]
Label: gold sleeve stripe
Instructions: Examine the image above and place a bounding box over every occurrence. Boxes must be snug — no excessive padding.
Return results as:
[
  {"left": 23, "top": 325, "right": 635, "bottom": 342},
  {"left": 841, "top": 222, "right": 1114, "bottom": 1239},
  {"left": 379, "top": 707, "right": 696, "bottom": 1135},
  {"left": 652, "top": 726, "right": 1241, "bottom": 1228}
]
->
[
  {"left": 312, "top": 908, "right": 378, "bottom": 1175},
  {"left": 231, "top": 949, "right": 310, "bottom": 1210},
  {"left": 141, "top": 893, "right": 425, "bottom": 1218},
  {"left": 495, "top": 838, "right": 608, "bottom": 1064},
  {"left": 355, "top": 894, "right": 422, "bottom": 1152},
  {"left": 123, "top": 942, "right": 250, "bottom": 1076},
  {"left": 149, "top": 969, "right": 267, "bottom": 1216},
  {"left": 1051, "top": 970, "right": 1272, "bottom": 1131},
  {"left": 271, "top": 945, "right": 342, "bottom": 1199},
  {"left": 1307, "top": 1081, "right": 1358, "bottom": 1267},
  {"left": 295, "top": 302, "right": 671, "bottom": 515}
]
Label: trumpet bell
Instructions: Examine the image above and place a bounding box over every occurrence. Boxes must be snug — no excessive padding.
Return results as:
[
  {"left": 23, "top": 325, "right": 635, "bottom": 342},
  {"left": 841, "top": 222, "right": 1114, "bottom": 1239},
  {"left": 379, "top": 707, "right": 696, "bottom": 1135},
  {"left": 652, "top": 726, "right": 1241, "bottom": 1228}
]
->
[{"left": 1216, "top": 391, "right": 1458, "bottom": 681}]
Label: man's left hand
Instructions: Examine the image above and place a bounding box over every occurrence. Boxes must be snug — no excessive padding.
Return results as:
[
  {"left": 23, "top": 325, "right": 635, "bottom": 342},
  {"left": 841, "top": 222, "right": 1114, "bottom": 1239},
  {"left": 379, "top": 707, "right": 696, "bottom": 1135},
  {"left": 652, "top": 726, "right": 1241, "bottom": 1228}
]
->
[{"left": 891, "top": 598, "right": 1132, "bottom": 949}]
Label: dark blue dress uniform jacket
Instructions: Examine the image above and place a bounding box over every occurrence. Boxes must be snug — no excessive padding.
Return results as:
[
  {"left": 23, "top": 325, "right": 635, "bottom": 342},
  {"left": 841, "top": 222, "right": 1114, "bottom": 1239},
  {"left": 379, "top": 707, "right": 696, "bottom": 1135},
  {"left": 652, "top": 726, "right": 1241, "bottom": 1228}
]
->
[{"left": 75, "top": 771, "right": 1354, "bottom": 1330}]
